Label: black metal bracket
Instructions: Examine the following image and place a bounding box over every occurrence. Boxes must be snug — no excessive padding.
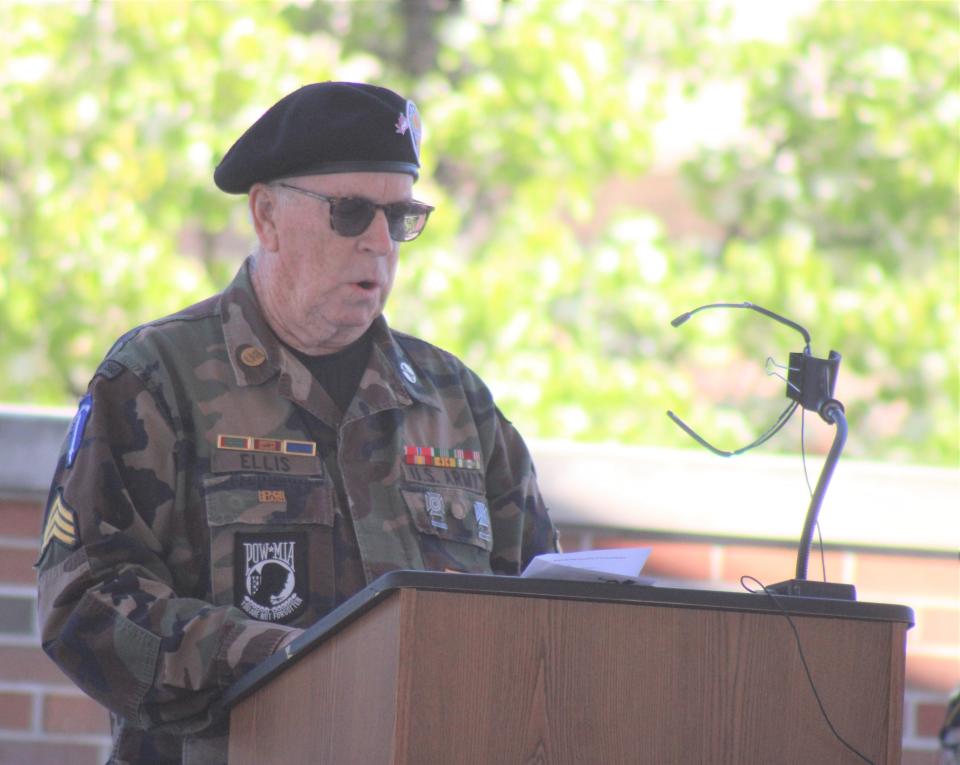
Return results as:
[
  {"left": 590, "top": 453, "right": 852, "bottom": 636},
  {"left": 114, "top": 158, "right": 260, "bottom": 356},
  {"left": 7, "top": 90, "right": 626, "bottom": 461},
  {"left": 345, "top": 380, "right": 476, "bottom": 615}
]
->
[{"left": 786, "top": 350, "right": 842, "bottom": 422}]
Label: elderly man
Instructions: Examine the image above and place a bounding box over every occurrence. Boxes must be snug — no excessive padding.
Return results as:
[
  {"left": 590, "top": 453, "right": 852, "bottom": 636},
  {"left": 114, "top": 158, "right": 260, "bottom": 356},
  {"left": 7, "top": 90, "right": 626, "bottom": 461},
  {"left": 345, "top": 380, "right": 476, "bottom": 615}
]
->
[{"left": 36, "top": 82, "right": 558, "bottom": 765}]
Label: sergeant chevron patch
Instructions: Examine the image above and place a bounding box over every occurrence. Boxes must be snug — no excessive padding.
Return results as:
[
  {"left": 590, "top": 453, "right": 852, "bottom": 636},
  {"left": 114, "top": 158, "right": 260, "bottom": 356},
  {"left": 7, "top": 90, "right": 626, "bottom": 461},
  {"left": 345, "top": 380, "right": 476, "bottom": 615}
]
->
[{"left": 41, "top": 491, "right": 79, "bottom": 554}]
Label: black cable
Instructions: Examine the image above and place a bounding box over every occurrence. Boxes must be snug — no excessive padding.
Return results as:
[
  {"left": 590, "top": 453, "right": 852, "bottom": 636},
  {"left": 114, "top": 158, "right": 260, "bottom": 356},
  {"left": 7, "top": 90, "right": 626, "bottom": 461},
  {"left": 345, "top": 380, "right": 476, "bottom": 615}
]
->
[
  {"left": 666, "top": 300, "right": 810, "bottom": 458},
  {"left": 815, "top": 522, "right": 827, "bottom": 582},
  {"left": 670, "top": 301, "right": 812, "bottom": 349},
  {"left": 740, "top": 575, "right": 876, "bottom": 764},
  {"left": 666, "top": 399, "right": 799, "bottom": 458}
]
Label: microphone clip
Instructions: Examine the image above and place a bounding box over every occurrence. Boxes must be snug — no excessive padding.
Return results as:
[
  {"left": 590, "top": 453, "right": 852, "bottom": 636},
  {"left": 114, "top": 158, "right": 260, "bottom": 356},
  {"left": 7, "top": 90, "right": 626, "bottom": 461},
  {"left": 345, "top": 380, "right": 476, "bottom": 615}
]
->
[{"left": 786, "top": 350, "right": 843, "bottom": 423}]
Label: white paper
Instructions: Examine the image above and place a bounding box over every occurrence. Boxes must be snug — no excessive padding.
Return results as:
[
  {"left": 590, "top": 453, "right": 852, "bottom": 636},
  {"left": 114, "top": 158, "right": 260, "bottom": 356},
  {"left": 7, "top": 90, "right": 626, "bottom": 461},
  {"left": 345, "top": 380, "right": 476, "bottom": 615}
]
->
[{"left": 521, "top": 548, "right": 654, "bottom": 585}]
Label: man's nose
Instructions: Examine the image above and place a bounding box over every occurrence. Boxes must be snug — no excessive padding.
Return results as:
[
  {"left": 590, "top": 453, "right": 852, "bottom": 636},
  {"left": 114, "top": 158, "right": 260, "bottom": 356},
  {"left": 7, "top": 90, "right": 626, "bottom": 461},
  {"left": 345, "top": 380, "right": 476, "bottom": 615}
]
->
[{"left": 360, "top": 209, "right": 394, "bottom": 253}]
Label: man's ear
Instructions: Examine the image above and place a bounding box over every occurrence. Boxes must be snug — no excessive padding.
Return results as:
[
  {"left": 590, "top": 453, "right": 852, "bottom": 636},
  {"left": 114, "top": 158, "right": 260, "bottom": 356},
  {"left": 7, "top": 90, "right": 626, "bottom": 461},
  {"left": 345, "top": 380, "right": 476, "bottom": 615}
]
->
[{"left": 249, "top": 184, "right": 281, "bottom": 252}]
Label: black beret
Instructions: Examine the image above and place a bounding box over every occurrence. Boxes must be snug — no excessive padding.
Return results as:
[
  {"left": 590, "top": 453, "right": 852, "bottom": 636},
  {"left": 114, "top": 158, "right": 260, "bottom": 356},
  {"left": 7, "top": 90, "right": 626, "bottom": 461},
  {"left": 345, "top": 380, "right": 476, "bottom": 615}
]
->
[{"left": 214, "top": 81, "right": 422, "bottom": 194}]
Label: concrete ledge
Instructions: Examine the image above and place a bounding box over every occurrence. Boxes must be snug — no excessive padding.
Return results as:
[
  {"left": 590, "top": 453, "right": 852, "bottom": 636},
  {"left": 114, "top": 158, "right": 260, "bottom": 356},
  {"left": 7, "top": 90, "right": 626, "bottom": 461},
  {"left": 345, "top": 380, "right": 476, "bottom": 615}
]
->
[
  {"left": 531, "top": 439, "right": 960, "bottom": 554},
  {"left": 2, "top": 407, "right": 957, "bottom": 553},
  {"left": 0, "top": 405, "right": 73, "bottom": 500}
]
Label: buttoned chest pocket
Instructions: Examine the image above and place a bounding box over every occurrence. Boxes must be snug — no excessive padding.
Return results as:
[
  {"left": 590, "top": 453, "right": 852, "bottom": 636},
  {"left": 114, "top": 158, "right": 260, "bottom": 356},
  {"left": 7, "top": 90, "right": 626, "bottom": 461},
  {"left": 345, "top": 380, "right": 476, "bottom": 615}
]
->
[
  {"left": 203, "top": 472, "right": 336, "bottom": 626},
  {"left": 401, "top": 485, "right": 494, "bottom": 574}
]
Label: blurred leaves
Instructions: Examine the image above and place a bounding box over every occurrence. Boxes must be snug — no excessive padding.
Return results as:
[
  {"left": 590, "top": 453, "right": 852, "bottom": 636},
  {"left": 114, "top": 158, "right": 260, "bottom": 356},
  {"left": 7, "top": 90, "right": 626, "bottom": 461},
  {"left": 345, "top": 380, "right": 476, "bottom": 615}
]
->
[{"left": 0, "top": 0, "right": 956, "bottom": 466}]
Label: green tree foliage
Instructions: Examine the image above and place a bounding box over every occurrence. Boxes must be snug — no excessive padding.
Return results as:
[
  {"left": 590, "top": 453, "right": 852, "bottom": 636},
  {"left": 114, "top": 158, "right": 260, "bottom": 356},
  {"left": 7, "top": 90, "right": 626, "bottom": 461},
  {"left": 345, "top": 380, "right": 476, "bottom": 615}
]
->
[
  {"left": 0, "top": 1, "right": 956, "bottom": 466},
  {"left": 676, "top": 0, "right": 959, "bottom": 464}
]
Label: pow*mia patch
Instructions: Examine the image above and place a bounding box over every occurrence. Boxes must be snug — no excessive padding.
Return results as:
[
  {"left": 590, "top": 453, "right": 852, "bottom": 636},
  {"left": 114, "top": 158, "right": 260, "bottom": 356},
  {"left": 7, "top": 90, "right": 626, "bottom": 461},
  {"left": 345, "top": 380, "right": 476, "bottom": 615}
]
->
[
  {"left": 234, "top": 532, "right": 308, "bottom": 624},
  {"left": 39, "top": 491, "right": 79, "bottom": 558}
]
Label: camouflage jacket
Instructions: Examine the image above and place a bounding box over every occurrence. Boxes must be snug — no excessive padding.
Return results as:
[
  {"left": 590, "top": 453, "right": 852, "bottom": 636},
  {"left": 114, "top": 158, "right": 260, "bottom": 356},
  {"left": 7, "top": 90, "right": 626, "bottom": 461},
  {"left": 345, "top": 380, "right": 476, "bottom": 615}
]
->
[{"left": 36, "top": 257, "right": 558, "bottom": 764}]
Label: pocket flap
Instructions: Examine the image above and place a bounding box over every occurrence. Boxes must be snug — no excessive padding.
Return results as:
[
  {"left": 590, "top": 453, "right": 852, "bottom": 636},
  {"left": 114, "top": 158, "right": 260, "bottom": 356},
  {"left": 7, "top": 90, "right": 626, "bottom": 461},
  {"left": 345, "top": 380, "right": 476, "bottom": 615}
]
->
[
  {"left": 401, "top": 486, "right": 493, "bottom": 552},
  {"left": 203, "top": 473, "right": 334, "bottom": 527}
]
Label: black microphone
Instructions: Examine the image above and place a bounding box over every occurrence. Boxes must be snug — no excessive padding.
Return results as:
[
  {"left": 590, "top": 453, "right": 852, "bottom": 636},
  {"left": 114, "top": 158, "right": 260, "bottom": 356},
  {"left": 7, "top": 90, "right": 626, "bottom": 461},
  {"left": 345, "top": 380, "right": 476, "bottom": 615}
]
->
[
  {"left": 670, "top": 301, "right": 812, "bottom": 347},
  {"left": 666, "top": 301, "right": 809, "bottom": 458}
]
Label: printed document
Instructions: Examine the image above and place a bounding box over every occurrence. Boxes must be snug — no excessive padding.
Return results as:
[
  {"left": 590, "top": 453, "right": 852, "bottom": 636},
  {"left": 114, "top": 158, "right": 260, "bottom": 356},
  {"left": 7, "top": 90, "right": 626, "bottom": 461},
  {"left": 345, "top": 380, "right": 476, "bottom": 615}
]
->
[{"left": 521, "top": 548, "right": 654, "bottom": 585}]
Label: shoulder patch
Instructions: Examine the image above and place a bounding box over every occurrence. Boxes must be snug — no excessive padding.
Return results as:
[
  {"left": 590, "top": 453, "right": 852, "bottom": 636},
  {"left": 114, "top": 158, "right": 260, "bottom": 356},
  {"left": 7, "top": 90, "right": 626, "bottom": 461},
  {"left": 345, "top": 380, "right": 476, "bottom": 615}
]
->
[
  {"left": 65, "top": 394, "right": 92, "bottom": 468},
  {"left": 95, "top": 358, "right": 126, "bottom": 380},
  {"left": 39, "top": 490, "right": 80, "bottom": 559}
]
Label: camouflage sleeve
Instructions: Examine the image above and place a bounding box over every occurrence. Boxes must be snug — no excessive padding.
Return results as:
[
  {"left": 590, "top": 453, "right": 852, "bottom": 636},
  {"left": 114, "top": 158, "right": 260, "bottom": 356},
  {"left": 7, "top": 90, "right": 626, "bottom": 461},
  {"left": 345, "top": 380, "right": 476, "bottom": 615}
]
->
[
  {"left": 36, "top": 366, "right": 300, "bottom": 735},
  {"left": 484, "top": 404, "right": 560, "bottom": 573}
]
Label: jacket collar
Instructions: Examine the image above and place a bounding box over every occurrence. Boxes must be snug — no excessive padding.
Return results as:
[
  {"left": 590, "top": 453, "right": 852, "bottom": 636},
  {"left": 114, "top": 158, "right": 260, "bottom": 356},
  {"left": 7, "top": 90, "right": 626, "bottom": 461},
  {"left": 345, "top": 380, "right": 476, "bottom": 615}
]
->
[{"left": 219, "top": 257, "right": 442, "bottom": 423}]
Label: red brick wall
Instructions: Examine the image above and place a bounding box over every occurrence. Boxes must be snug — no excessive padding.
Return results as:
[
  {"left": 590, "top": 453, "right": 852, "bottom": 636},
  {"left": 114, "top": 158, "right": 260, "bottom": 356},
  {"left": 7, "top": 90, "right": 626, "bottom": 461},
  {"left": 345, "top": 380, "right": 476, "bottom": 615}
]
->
[
  {"left": 0, "top": 499, "right": 111, "bottom": 764},
  {"left": 4, "top": 498, "right": 957, "bottom": 762}
]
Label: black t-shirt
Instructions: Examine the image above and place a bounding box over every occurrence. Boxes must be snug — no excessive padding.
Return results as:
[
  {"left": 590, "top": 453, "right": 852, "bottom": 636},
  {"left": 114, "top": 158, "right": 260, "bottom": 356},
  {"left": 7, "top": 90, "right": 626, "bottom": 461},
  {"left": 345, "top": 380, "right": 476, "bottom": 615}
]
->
[
  {"left": 283, "top": 326, "right": 374, "bottom": 415},
  {"left": 283, "top": 327, "right": 376, "bottom": 606}
]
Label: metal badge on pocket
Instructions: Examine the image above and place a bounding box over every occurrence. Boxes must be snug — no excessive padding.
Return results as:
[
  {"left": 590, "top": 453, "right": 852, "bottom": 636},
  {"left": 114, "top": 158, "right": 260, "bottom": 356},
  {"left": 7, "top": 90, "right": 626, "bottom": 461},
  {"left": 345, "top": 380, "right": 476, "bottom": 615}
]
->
[
  {"left": 474, "top": 500, "right": 492, "bottom": 543},
  {"left": 424, "top": 491, "right": 448, "bottom": 530}
]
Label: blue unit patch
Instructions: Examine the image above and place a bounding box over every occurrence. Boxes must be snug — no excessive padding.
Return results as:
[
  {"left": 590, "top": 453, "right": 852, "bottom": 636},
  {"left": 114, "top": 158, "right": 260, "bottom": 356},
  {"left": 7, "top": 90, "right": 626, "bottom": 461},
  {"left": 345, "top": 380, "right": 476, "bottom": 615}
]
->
[{"left": 66, "top": 395, "right": 92, "bottom": 468}]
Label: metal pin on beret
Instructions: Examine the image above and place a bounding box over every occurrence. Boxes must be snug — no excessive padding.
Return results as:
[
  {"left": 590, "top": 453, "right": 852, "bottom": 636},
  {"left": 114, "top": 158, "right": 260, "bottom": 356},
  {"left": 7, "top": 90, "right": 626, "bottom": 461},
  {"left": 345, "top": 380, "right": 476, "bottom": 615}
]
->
[{"left": 213, "top": 81, "right": 422, "bottom": 194}]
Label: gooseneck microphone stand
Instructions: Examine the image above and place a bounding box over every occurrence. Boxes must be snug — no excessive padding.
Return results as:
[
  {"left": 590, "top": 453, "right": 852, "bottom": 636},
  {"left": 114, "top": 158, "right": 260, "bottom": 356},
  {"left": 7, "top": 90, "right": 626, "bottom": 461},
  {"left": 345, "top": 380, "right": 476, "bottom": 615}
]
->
[
  {"left": 767, "top": 398, "right": 855, "bottom": 599},
  {"left": 667, "top": 302, "right": 856, "bottom": 600},
  {"left": 796, "top": 402, "right": 847, "bottom": 581}
]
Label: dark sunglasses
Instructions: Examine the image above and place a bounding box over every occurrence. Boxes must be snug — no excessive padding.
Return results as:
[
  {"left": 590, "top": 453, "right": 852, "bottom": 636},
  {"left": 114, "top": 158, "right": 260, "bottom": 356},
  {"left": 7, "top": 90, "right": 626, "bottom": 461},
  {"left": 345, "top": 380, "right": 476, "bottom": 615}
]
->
[{"left": 275, "top": 182, "right": 434, "bottom": 242}]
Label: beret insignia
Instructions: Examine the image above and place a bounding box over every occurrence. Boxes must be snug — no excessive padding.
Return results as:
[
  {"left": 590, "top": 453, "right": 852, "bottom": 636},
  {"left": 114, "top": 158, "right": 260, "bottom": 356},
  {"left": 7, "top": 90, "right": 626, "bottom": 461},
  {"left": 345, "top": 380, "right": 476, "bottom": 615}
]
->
[{"left": 405, "top": 100, "right": 422, "bottom": 163}]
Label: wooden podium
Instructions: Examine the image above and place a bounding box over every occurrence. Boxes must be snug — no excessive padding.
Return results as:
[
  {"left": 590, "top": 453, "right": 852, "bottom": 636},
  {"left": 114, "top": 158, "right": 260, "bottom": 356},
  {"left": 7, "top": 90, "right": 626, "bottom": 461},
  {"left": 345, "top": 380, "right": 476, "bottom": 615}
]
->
[{"left": 222, "top": 572, "right": 912, "bottom": 764}]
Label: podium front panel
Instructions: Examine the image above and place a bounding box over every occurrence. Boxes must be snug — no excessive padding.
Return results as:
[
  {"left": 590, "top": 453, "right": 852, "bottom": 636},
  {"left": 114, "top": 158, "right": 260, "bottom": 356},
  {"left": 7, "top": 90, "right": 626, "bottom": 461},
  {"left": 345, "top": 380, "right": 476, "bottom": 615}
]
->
[{"left": 227, "top": 573, "right": 910, "bottom": 765}]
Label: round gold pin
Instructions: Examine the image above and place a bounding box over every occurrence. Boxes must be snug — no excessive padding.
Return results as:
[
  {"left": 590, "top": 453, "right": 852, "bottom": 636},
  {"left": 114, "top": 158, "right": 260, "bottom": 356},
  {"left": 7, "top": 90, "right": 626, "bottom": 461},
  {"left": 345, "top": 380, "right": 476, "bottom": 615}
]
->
[
  {"left": 450, "top": 501, "right": 467, "bottom": 520},
  {"left": 240, "top": 346, "right": 267, "bottom": 367}
]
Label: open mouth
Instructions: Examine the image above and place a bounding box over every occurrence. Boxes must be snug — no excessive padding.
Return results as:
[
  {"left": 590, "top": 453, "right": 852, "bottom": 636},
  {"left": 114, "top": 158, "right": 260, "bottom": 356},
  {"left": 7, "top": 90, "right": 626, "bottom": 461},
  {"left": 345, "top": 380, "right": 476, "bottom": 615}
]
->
[{"left": 357, "top": 280, "right": 376, "bottom": 291}]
